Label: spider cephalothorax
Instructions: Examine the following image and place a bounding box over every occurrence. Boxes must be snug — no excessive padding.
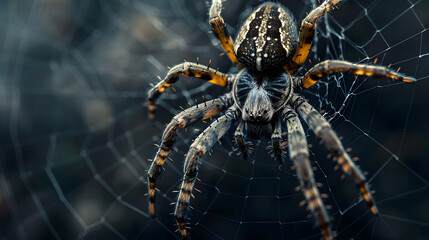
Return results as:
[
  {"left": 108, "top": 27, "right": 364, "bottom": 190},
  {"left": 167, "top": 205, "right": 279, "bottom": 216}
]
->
[
  {"left": 146, "top": 1, "right": 416, "bottom": 239},
  {"left": 233, "top": 69, "right": 292, "bottom": 138}
]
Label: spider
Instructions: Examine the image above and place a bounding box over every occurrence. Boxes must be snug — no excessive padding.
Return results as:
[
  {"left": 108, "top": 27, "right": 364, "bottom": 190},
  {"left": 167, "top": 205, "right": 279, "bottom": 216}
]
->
[{"left": 146, "top": 0, "right": 416, "bottom": 239}]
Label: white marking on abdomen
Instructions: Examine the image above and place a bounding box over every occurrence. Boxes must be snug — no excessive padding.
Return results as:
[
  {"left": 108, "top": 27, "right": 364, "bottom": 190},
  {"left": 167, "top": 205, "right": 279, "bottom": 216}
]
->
[
  {"left": 255, "top": 6, "right": 272, "bottom": 53},
  {"left": 278, "top": 8, "right": 292, "bottom": 56},
  {"left": 234, "top": 8, "right": 259, "bottom": 54}
]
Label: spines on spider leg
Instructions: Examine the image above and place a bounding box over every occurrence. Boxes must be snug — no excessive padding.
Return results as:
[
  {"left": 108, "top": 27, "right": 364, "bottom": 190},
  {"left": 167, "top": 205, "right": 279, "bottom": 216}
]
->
[
  {"left": 148, "top": 76, "right": 175, "bottom": 119},
  {"left": 285, "top": 110, "right": 332, "bottom": 240},
  {"left": 147, "top": 94, "right": 233, "bottom": 217},
  {"left": 317, "top": 125, "right": 378, "bottom": 216},
  {"left": 296, "top": 154, "right": 332, "bottom": 240},
  {"left": 147, "top": 62, "right": 231, "bottom": 118},
  {"left": 148, "top": 122, "right": 178, "bottom": 217},
  {"left": 295, "top": 99, "right": 378, "bottom": 216},
  {"left": 174, "top": 105, "right": 239, "bottom": 239},
  {"left": 300, "top": 60, "right": 417, "bottom": 89},
  {"left": 148, "top": 163, "right": 165, "bottom": 217},
  {"left": 286, "top": 0, "right": 343, "bottom": 73},
  {"left": 209, "top": 0, "right": 242, "bottom": 67},
  {"left": 175, "top": 148, "right": 198, "bottom": 240}
]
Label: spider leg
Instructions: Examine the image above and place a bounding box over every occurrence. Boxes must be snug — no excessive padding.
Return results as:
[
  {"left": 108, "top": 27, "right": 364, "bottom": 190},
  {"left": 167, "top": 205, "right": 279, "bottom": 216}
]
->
[
  {"left": 209, "top": 0, "right": 242, "bottom": 68},
  {"left": 271, "top": 116, "right": 285, "bottom": 164},
  {"left": 147, "top": 93, "right": 234, "bottom": 217},
  {"left": 285, "top": 0, "right": 343, "bottom": 73},
  {"left": 294, "top": 60, "right": 416, "bottom": 90},
  {"left": 283, "top": 108, "right": 332, "bottom": 240},
  {"left": 175, "top": 105, "right": 240, "bottom": 239},
  {"left": 148, "top": 62, "right": 236, "bottom": 119},
  {"left": 293, "top": 96, "right": 379, "bottom": 216}
]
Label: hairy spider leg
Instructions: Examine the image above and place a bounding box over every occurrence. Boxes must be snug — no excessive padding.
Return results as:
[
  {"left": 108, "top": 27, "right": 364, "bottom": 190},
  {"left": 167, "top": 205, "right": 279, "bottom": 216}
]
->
[
  {"left": 271, "top": 116, "right": 285, "bottom": 164},
  {"left": 209, "top": 0, "right": 242, "bottom": 68},
  {"left": 295, "top": 98, "right": 379, "bottom": 216},
  {"left": 147, "top": 94, "right": 234, "bottom": 217},
  {"left": 175, "top": 105, "right": 240, "bottom": 239},
  {"left": 285, "top": 0, "right": 343, "bottom": 73},
  {"left": 284, "top": 108, "right": 332, "bottom": 240},
  {"left": 295, "top": 60, "right": 417, "bottom": 90},
  {"left": 234, "top": 120, "right": 248, "bottom": 160},
  {"left": 148, "top": 62, "right": 234, "bottom": 119}
]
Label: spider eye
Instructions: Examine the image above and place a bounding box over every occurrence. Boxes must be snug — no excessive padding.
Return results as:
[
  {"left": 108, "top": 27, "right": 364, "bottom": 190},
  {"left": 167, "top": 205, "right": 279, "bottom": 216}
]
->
[{"left": 264, "top": 110, "right": 268, "bottom": 113}]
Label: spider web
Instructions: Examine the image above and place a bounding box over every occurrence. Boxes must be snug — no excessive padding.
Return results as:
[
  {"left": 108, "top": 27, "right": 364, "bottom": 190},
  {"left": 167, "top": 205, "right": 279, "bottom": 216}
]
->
[{"left": 1, "top": 0, "right": 428, "bottom": 239}]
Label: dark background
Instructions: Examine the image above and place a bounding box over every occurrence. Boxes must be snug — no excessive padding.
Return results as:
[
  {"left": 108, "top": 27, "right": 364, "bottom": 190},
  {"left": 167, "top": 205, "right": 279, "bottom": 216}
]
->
[{"left": 1, "top": 0, "right": 428, "bottom": 239}]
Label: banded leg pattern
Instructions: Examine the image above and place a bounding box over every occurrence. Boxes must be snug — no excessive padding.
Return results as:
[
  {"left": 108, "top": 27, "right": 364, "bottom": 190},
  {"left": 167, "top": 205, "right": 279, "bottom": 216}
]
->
[
  {"left": 175, "top": 105, "right": 240, "bottom": 239},
  {"left": 147, "top": 62, "right": 234, "bottom": 119},
  {"left": 295, "top": 98, "right": 378, "bottom": 216},
  {"left": 286, "top": 0, "right": 343, "bottom": 73},
  {"left": 296, "top": 60, "right": 417, "bottom": 90},
  {"left": 209, "top": 0, "right": 242, "bottom": 68},
  {"left": 284, "top": 109, "right": 332, "bottom": 240},
  {"left": 147, "top": 93, "right": 233, "bottom": 217}
]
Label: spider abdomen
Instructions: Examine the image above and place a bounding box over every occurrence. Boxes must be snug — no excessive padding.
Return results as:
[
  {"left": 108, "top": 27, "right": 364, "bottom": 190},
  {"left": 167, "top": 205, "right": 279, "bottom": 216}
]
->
[{"left": 234, "top": 2, "right": 298, "bottom": 72}]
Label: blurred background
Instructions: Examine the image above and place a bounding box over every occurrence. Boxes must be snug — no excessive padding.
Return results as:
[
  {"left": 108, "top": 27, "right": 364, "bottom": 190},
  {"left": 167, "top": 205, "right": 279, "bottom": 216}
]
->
[{"left": 0, "top": 0, "right": 428, "bottom": 239}]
